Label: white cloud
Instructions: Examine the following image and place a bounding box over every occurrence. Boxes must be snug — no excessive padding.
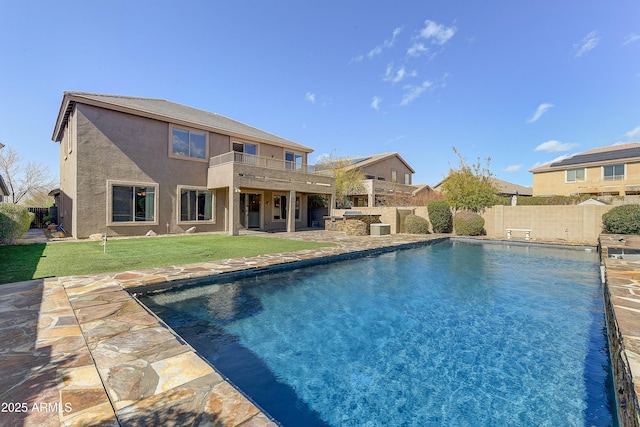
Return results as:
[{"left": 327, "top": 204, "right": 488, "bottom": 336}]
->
[
  {"left": 305, "top": 92, "right": 316, "bottom": 104},
  {"left": 383, "top": 64, "right": 416, "bottom": 83},
  {"left": 531, "top": 154, "right": 573, "bottom": 169},
  {"left": 526, "top": 103, "right": 554, "bottom": 123},
  {"left": 407, "top": 42, "right": 429, "bottom": 57},
  {"left": 351, "top": 26, "right": 403, "bottom": 62},
  {"left": 400, "top": 80, "right": 433, "bottom": 106},
  {"left": 371, "top": 96, "right": 382, "bottom": 110},
  {"left": 534, "top": 140, "right": 579, "bottom": 152},
  {"left": 624, "top": 126, "right": 640, "bottom": 139},
  {"left": 574, "top": 31, "right": 599, "bottom": 57},
  {"left": 417, "top": 20, "right": 457, "bottom": 45},
  {"left": 623, "top": 33, "right": 640, "bottom": 45},
  {"left": 503, "top": 164, "right": 523, "bottom": 173}
]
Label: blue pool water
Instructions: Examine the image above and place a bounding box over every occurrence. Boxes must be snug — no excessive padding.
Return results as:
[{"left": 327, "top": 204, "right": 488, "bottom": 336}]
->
[{"left": 141, "top": 241, "right": 618, "bottom": 426}]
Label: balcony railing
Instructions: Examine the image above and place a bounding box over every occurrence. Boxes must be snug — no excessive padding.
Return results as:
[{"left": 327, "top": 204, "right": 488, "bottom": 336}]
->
[{"left": 209, "top": 151, "right": 333, "bottom": 176}]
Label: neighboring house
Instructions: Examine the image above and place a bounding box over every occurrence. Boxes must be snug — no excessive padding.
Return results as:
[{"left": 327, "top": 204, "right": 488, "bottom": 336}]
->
[
  {"left": 530, "top": 143, "right": 640, "bottom": 196},
  {"left": 491, "top": 178, "right": 533, "bottom": 197},
  {"left": 342, "top": 152, "right": 432, "bottom": 207},
  {"left": 0, "top": 142, "right": 7, "bottom": 202},
  {"left": 0, "top": 175, "right": 9, "bottom": 202},
  {"left": 432, "top": 177, "right": 532, "bottom": 197},
  {"left": 52, "top": 92, "right": 335, "bottom": 238}
]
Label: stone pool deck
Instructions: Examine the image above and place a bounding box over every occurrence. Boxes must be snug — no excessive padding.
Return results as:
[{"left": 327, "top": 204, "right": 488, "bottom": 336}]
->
[
  {"left": 600, "top": 235, "right": 640, "bottom": 426},
  {"left": 1, "top": 231, "right": 445, "bottom": 427}
]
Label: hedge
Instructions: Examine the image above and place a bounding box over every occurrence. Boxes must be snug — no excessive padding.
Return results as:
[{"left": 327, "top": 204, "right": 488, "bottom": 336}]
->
[
  {"left": 602, "top": 204, "right": 640, "bottom": 234},
  {"left": 453, "top": 211, "right": 485, "bottom": 236},
  {"left": 427, "top": 200, "right": 452, "bottom": 233},
  {"left": 405, "top": 214, "right": 431, "bottom": 234},
  {"left": 0, "top": 204, "right": 35, "bottom": 244}
]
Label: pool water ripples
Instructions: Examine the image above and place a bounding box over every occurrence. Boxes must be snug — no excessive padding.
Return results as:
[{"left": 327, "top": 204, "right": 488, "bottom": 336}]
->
[{"left": 143, "top": 241, "right": 617, "bottom": 426}]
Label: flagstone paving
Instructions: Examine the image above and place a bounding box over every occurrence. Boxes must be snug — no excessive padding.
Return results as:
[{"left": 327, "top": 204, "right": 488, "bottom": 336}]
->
[
  {"left": 2, "top": 230, "right": 639, "bottom": 426},
  {"left": 0, "top": 231, "right": 444, "bottom": 427}
]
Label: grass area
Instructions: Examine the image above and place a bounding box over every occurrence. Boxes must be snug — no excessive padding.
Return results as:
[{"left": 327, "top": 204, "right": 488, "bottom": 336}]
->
[{"left": 0, "top": 234, "right": 334, "bottom": 284}]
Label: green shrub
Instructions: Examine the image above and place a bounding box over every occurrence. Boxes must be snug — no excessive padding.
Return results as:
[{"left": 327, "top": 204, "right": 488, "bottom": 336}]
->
[
  {"left": 602, "top": 204, "right": 640, "bottom": 234},
  {"left": 0, "top": 204, "right": 35, "bottom": 244},
  {"left": 43, "top": 215, "right": 55, "bottom": 223},
  {"left": 453, "top": 210, "right": 485, "bottom": 236},
  {"left": 405, "top": 214, "right": 431, "bottom": 234},
  {"left": 427, "top": 200, "right": 452, "bottom": 233}
]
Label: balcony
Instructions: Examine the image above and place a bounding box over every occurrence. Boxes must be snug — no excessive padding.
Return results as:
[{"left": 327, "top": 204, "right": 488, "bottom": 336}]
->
[{"left": 208, "top": 152, "right": 335, "bottom": 193}]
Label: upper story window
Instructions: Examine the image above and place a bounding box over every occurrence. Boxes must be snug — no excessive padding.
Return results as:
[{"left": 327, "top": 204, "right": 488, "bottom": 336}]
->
[
  {"left": 566, "top": 168, "right": 586, "bottom": 183},
  {"left": 391, "top": 170, "right": 397, "bottom": 183},
  {"left": 404, "top": 173, "right": 410, "bottom": 185},
  {"left": 171, "top": 127, "right": 207, "bottom": 160},
  {"left": 365, "top": 175, "right": 375, "bottom": 180},
  {"left": 233, "top": 141, "right": 257, "bottom": 155},
  {"left": 603, "top": 164, "right": 625, "bottom": 181},
  {"left": 285, "top": 151, "right": 303, "bottom": 171}
]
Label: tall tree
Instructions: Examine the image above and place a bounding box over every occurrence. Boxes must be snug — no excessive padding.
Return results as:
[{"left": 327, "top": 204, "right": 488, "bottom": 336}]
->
[
  {"left": 440, "top": 147, "right": 497, "bottom": 212},
  {"left": 315, "top": 152, "right": 366, "bottom": 208},
  {"left": 0, "top": 145, "right": 56, "bottom": 205}
]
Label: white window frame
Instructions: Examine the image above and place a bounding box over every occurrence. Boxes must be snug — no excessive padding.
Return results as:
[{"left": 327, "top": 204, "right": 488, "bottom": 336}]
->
[
  {"left": 285, "top": 151, "right": 304, "bottom": 171},
  {"left": 177, "top": 185, "right": 215, "bottom": 224},
  {"left": 565, "top": 168, "right": 586, "bottom": 183},
  {"left": 391, "top": 170, "right": 397, "bottom": 183},
  {"left": 602, "top": 164, "right": 625, "bottom": 181},
  {"left": 404, "top": 173, "right": 410, "bottom": 185},
  {"left": 107, "top": 180, "right": 159, "bottom": 226},
  {"left": 169, "top": 125, "right": 209, "bottom": 162}
]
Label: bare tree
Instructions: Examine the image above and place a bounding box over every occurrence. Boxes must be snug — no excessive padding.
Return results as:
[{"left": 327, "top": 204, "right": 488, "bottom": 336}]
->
[{"left": 0, "top": 146, "right": 56, "bottom": 205}]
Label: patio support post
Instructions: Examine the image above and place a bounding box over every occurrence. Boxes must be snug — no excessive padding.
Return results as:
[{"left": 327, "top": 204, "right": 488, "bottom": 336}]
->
[
  {"left": 287, "top": 190, "right": 296, "bottom": 232},
  {"left": 229, "top": 187, "right": 240, "bottom": 236},
  {"left": 368, "top": 181, "right": 375, "bottom": 207}
]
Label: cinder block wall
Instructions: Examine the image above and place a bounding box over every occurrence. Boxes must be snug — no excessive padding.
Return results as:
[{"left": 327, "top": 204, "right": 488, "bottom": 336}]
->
[{"left": 482, "top": 205, "right": 613, "bottom": 243}]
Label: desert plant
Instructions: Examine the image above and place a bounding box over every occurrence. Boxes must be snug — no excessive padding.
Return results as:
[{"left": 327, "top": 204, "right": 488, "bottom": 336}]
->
[
  {"left": 0, "top": 203, "right": 35, "bottom": 244},
  {"left": 428, "top": 200, "right": 452, "bottom": 233},
  {"left": 453, "top": 210, "right": 485, "bottom": 236},
  {"left": 602, "top": 204, "right": 640, "bottom": 234},
  {"left": 405, "top": 214, "right": 431, "bottom": 234}
]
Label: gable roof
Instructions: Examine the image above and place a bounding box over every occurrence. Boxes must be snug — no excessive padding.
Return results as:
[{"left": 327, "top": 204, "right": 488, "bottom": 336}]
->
[
  {"left": 342, "top": 152, "right": 415, "bottom": 173},
  {"left": 52, "top": 92, "right": 312, "bottom": 152},
  {"left": 530, "top": 143, "right": 640, "bottom": 173},
  {"left": 433, "top": 177, "right": 532, "bottom": 196},
  {"left": 491, "top": 177, "right": 533, "bottom": 196}
]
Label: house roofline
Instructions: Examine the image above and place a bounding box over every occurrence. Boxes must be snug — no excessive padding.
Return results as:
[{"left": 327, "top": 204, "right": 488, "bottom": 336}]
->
[
  {"left": 344, "top": 152, "right": 416, "bottom": 174},
  {"left": 52, "top": 92, "right": 313, "bottom": 153}
]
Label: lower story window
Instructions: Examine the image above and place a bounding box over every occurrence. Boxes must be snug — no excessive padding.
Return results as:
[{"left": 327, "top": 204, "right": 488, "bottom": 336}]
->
[
  {"left": 112, "top": 185, "right": 156, "bottom": 222},
  {"left": 180, "top": 189, "right": 214, "bottom": 222},
  {"left": 273, "top": 195, "right": 300, "bottom": 220}
]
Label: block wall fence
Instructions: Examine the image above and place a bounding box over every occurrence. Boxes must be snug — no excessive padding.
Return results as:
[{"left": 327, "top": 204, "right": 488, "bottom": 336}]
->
[{"left": 333, "top": 205, "right": 614, "bottom": 243}]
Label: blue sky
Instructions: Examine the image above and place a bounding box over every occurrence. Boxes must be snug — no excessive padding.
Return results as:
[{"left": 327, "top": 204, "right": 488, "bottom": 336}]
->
[{"left": 1, "top": 1, "right": 639, "bottom": 187}]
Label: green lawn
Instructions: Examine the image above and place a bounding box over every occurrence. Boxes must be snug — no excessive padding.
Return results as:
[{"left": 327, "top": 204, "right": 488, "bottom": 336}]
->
[{"left": 0, "top": 234, "right": 334, "bottom": 284}]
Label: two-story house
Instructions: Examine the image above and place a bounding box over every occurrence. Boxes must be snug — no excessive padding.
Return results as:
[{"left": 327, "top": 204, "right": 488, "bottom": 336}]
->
[
  {"left": 341, "top": 152, "right": 434, "bottom": 207},
  {"left": 530, "top": 143, "right": 640, "bottom": 196},
  {"left": 52, "top": 92, "right": 335, "bottom": 238}
]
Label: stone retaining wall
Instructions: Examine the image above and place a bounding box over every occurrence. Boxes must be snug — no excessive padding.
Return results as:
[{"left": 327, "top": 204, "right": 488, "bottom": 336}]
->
[{"left": 324, "top": 215, "right": 382, "bottom": 236}]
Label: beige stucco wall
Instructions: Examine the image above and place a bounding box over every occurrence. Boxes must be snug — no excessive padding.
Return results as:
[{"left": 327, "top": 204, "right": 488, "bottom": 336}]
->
[
  {"left": 482, "top": 205, "right": 613, "bottom": 243},
  {"left": 533, "top": 161, "right": 640, "bottom": 196},
  {"left": 59, "top": 109, "right": 78, "bottom": 237},
  {"left": 360, "top": 157, "right": 413, "bottom": 184},
  {"left": 69, "top": 104, "right": 228, "bottom": 238}
]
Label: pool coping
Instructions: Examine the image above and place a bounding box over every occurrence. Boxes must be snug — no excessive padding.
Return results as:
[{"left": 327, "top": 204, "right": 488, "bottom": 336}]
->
[
  {"left": 0, "top": 232, "right": 445, "bottom": 426},
  {"left": 2, "top": 231, "right": 639, "bottom": 426}
]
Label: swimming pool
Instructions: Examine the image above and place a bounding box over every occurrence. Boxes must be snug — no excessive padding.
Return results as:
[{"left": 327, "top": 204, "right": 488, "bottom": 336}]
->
[{"left": 141, "top": 240, "right": 618, "bottom": 426}]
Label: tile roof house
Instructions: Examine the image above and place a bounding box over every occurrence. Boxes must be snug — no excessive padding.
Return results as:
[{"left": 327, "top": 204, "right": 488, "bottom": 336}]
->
[
  {"left": 529, "top": 143, "right": 640, "bottom": 196},
  {"left": 52, "top": 92, "right": 335, "bottom": 238},
  {"left": 340, "top": 152, "right": 434, "bottom": 207}
]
